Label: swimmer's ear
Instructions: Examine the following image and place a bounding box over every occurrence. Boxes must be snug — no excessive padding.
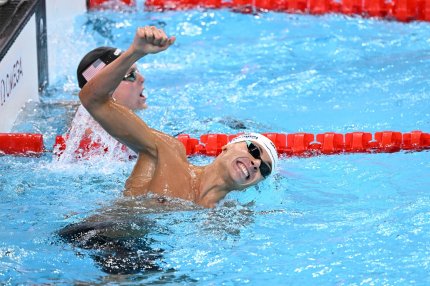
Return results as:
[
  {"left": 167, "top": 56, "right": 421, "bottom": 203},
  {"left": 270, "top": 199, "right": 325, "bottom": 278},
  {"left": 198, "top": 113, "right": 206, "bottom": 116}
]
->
[{"left": 221, "top": 145, "right": 228, "bottom": 153}]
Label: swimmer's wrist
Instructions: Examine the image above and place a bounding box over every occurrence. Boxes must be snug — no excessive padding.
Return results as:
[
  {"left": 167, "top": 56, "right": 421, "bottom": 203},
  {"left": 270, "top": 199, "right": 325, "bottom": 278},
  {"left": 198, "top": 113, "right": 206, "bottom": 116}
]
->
[{"left": 124, "top": 48, "right": 146, "bottom": 62}]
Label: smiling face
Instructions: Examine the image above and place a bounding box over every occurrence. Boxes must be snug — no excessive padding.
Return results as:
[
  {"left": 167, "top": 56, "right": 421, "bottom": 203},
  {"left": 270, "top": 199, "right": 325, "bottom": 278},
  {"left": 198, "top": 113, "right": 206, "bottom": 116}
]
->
[
  {"left": 112, "top": 64, "right": 147, "bottom": 111},
  {"left": 220, "top": 141, "right": 273, "bottom": 189}
]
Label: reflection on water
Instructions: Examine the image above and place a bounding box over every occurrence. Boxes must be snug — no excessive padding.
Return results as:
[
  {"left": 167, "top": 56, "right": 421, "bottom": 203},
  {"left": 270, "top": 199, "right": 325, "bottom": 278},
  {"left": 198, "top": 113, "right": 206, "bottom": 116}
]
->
[
  {"left": 58, "top": 196, "right": 198, "bottom": 274},
  {"left": 59, "top": 218, "right": 163, "bottom": 274},
  {"left": 57, "top": 196, "right": 256, "bottom": 275}
]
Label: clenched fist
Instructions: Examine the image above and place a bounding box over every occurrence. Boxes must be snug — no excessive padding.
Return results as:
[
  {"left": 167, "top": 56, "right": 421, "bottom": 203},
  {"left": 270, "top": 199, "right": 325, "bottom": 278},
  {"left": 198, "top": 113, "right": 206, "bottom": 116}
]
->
[{"left": 131, "top": 26, "right": 176, "bottom": 56}]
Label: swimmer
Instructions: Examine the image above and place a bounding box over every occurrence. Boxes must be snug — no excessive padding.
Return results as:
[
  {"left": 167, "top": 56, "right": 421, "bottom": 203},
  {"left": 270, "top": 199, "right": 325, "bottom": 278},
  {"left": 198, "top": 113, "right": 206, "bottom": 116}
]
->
[
  {"left": 79, "top": 26, "right": 278, "bottom": 208},
  {"left": 77, "top": 46, "right": 148, "bottom": 111},
  {"left": 67, "top": 46, "right": 148, "bottom": 160}
]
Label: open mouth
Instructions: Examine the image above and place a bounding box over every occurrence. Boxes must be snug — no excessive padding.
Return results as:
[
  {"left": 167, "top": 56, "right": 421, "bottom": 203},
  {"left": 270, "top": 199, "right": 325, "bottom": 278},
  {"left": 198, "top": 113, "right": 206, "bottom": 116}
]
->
[
  {"left": 237, "top": 161, "right": 250, "bottom": 180},
  {"left": 140, "top": 89, "right": 146, "bottom": 98}
]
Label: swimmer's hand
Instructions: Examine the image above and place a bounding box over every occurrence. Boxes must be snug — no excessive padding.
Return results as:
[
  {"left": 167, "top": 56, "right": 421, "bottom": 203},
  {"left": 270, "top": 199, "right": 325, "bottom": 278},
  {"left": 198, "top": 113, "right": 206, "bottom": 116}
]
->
[{"left": 132, "top": 26, "right": 176, "bottom": 56}]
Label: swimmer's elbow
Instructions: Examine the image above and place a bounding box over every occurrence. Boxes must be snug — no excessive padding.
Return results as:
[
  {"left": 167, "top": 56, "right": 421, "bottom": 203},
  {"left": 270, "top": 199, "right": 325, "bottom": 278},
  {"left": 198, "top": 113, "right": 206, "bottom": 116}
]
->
[
  {"left": 79, "top": 83, "right": 111, "bottom": 111},
  {"left": 78, "top": 86, "right": 95, "bottom": 109},
  {"left": 78, "top": 89, "right": 89, "bottom": 108}
]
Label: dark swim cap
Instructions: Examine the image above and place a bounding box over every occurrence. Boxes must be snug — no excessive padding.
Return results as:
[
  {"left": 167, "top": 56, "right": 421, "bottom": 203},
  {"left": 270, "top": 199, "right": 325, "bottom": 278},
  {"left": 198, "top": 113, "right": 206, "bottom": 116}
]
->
[{"left": 77, "top": 47, "right": 122, "bottom": 88}]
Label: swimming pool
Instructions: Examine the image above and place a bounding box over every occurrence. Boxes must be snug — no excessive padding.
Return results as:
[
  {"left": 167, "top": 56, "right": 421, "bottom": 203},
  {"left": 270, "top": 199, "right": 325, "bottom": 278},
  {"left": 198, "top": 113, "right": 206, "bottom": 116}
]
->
[{"left": 1, "top": 3, "right": 430, "bottom": 285}]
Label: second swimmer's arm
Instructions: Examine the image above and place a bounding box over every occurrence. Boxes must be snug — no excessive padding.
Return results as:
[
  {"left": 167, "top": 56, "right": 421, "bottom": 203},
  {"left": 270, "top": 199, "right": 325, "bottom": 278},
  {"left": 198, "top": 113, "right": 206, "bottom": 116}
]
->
[{"left": 79, "top": 27, "right": 175, "bottom": 155}]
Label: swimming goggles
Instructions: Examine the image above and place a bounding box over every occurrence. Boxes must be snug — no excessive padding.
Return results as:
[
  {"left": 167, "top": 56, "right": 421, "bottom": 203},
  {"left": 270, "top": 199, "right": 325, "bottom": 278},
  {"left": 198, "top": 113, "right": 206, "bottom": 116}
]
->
[
  {"left": 123, "top": 69, "right": 138, "bottom": 82},
  {"left": 246, "top": 140, "right": 272, "bottom": 178}
]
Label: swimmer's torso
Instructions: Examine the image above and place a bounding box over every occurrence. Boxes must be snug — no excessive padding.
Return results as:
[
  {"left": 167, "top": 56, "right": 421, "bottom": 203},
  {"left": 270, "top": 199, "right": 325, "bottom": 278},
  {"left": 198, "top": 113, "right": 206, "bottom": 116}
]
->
[{"left": 124, "top": 130, "right": 201, "bottom": 202}]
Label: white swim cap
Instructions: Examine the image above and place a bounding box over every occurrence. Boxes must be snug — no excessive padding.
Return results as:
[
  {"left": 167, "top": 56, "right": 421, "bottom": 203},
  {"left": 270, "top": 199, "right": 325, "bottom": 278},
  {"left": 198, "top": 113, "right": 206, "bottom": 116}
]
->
[{"left": 229, "top": 132, "right": 278, "bottom": 172}]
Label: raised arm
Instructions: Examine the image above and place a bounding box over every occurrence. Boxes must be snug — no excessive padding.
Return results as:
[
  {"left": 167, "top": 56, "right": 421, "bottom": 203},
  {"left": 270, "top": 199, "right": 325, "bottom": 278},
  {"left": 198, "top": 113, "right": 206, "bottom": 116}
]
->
[{"left": 79, "top": 26, "right": 175, "bottom": 155}]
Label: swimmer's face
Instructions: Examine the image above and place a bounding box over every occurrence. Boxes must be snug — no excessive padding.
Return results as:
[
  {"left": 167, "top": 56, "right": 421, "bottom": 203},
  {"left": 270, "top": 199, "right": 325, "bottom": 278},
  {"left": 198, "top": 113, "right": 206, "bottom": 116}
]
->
[
  {"left": 112, "top": 64, "right": 147, "bottom": 111},
  {"left": 221, "top": 141, "right": 273, "bottom": 189}
]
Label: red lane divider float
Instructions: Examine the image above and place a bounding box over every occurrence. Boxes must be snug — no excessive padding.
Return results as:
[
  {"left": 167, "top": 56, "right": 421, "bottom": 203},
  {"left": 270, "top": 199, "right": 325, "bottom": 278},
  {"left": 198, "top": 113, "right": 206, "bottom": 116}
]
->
[
  {"left": 87, "top": 0, "right": 135, "bottom": 9},
  {"left": 87, "top": 0, "right": 430, "bottom": 22},
  {"left": 1, "top": 131, "right": 430, "bottom": 157},
  {"left": 0, "top": 133, "right": 44, "bottom": 155},
  {"left": 141, "top": 0, "right": 430, "bottom": 22},
  {"left": 53, "top": 134, "right": 110, "bottom": 158}
]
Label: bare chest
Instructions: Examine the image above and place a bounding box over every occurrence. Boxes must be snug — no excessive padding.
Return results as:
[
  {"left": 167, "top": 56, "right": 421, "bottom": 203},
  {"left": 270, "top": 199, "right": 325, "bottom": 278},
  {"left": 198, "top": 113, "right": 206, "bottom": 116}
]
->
[{"left": 125, "top": 146, "right": 196, "bottom": 202}]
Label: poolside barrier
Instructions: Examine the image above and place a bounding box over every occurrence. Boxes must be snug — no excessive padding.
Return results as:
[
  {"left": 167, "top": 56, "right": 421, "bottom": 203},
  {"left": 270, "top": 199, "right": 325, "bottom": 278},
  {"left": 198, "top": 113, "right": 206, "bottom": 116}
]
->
[
  {"left": 0, "top": 0, "right": 48, "bottom": 133},
  {"left": 143, "top": 0, "right": 430, "bottom": 22},
  {"left": 1, "top": 131, "right": 430, "bottom": 157}
]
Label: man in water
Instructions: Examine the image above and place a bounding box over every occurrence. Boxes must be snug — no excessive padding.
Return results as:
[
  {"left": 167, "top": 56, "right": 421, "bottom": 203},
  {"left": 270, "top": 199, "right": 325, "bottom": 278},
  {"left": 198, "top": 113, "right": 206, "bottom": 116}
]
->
[
  {"left": 60, "top": 25, "right": 278, "bottom": 274},
  {"left": 79, "top": 25, "right": 278, "bottom": 208},
  {"left": 77, "top": 46, "right": 148, "bottom": 111},
  {"left": 61, "top": 46, "right": 147, "bottom": 161}
]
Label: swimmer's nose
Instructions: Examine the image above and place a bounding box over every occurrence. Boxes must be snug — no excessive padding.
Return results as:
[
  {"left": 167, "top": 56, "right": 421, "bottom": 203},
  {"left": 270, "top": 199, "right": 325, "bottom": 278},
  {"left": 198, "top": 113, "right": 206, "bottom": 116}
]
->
[
  {"left": 250, "top": 160, "right": 260, "bottom": 172},
  {"left": 139, "top": 73, "right": 145, "bottom": 84}
]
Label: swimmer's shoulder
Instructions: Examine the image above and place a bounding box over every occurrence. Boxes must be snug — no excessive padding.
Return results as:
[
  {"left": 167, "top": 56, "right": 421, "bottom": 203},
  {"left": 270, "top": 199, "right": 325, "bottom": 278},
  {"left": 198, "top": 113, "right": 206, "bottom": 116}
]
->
[{"left": 150, "top": 129, "right": 187, "bottom": 158}]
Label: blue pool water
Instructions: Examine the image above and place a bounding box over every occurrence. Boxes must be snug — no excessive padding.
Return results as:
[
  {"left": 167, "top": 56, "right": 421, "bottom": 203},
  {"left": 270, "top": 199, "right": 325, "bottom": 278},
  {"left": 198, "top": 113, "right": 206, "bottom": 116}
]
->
[{"left": 1, "top": 3, "right": 430, "bottom": 285}]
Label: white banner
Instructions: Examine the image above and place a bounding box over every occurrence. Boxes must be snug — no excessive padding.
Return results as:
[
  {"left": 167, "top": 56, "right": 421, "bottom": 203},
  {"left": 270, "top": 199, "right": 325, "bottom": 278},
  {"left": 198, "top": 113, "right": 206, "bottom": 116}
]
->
[{"left": 0, "top": 15, "right": 39, "bottom": 132}]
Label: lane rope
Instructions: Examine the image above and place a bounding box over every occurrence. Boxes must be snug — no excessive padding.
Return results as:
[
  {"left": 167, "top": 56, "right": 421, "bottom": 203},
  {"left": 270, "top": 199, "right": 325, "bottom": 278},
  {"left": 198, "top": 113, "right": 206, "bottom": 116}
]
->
[
  {"left": 88, "top": 0, "right": 430, "bottom": 23},
  {"left": 1, "top": 131, "right": 429, "bottom": 157},
  {"left": 152, "top": 0, "right": 430, "bottom": 23}
]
